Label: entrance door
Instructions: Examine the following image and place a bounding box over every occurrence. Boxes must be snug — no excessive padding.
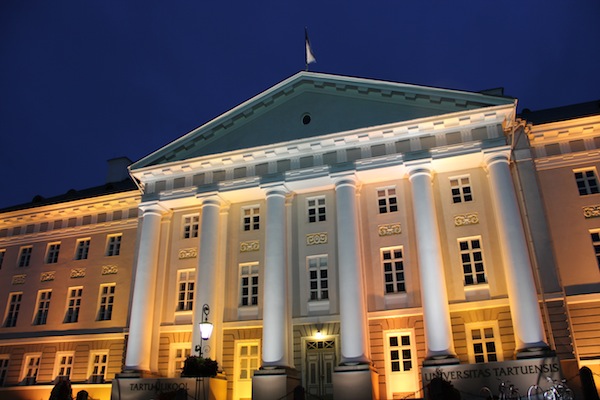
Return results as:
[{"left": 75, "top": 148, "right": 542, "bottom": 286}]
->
[{"left": 305, "top": 340, "right": 336, "bottom": 399}]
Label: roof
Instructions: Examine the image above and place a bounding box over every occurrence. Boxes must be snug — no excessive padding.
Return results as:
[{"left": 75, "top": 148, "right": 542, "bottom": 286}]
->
[{"left": 520, "top": 100, "right": 600, "bottom": 124}]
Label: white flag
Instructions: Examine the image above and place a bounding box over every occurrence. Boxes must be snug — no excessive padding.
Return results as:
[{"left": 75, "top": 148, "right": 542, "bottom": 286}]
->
[{"left": 305, "top": 28, "right": 316, "bottom": 66}]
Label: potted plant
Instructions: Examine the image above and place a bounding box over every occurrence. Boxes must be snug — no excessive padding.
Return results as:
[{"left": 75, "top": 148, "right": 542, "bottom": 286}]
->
[{"left": 181, "top": 356, "right": 219, "bottom": 378}]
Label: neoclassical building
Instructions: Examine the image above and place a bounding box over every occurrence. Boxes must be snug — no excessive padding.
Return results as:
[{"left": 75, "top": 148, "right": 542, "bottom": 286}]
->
[{"left": 0, "top": 72, "right": 598, "bottom": 400}]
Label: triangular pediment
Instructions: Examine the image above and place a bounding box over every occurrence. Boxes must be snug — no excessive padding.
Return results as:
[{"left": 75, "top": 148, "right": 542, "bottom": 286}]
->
[{"left": 131, "top": 72, "right": 514, "bottom": 170}]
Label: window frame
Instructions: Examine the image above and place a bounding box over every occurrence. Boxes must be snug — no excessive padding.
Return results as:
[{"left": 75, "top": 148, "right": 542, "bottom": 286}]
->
[
  {"left": 176, "top": 269, "right": 195, "bottom": 312},
  {"left": 4, "top": 292, "right": 22, "bottom": 328},
  {"left": 0, "top": 249, "right": 5, "bottom": 269},
  {"left": 98, "top": 284, "right": 116, "bottom": 321},
  {"left": 233, "top": 340, "right": 261, "bottom": 400},
  {"left": 574, "top": 168, "right": 600, "bottom": 196},
  {"left": 18, "top": 246, "right": 32, "bottom": 267},
  {"left": 45, "top": 242, "right": 61, "bottom": 264},
  {"left": 307, "top": 196, "right": 327, "bottom": 223},
  {"left": 383, "top": 330, "right": 419, "bottom": 398},
  {"left": 53, "top": 351, "right": 75, "bottom": 381},
  {"left": 458, "top": 237, "right": 487, "bottom": 286},
  {"left": 88, "top": 351, "right": 109, "bottom": 383},
  {"left": 449, "top": 175, "right": 473, "bottom": 203},
  {"left": 0, "top": 355, "right": 9, "bottom": 386},
  {"left": 20, "top": 353, "right": 42, "bottom": 384},
  {"left": 377, "top": 187, "right": 398, "bottom": 214},
  {"left": 64, "top": 287, "right": 83, "bottom": 323},
  {"left": 239, "top": 262, "right": 259, "bottom": 307},
  {"left": 465, "top": 321, "right": 503, "bottom": 364},
  {"left": 74, "top": 238, "right": 91, "bottom": 260},
  {"left": 33, "top": 289, "right": 52, "bottom": 325},
  {"left": 105, "top": 234, "right": 122, "bottom": 257},
  {"left": 381, "top": 246, "right": 406, "bottom": 295},
  {"left": 241, "top": 206, "right": 260, "bottom": 232},
  {"left": 168, "top": 343, "right": 191, "bottom": 378},
  {"left": 307, "top": 255, "right": 329, "bottom": 302},
  {"left": 182, "top": 214, "right": 200, "bottom": 239}
]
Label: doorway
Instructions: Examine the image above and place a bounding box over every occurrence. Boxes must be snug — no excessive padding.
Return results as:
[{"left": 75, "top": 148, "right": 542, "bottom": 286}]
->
[{"left": 304, "top": 339, "right": 336, "bottom": 399}]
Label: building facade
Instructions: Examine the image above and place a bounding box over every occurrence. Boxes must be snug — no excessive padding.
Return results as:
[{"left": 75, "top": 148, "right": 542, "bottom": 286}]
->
[{"left": 0, "top": 73, "right": 598, "bottom": 400}]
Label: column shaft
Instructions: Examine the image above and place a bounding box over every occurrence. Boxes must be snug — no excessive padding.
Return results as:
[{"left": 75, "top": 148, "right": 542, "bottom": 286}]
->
[
  {"left": 408, "top": 167, "right": 455, "bottom": 359},
  {"left": 335, "top": 178, "right": 369, "bottom": 364}
]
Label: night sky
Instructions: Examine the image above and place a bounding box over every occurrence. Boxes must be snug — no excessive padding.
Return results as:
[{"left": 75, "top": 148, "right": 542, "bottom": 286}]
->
[{"left": 1, "top": 1, "right": 599, "bottom": 209}]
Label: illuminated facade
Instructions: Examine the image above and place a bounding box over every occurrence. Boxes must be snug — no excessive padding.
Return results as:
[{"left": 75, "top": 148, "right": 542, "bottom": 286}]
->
[{"left": 0, "top": 73, "right": 598, "bottom": 400}]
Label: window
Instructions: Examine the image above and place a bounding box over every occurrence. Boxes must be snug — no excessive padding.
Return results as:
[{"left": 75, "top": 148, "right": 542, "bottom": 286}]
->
[
  {"left": 46, "top": 242, "right": 61, "bottom": 264},
  {"left": 466, "top": 323, "right": 502, "bottom": 363},
  {"left": 450, "top": 176, "right": 473, "bottom": 203},
  {"left": 21, "top": 354, "right": 41, "bottom": 384},
  {"left": 54, "top": 352, "right": 74, "bottom": 380},
  {"left": 182, "top": 215, "right": 199, "bottom": 239},
  {"left": 591, "top": 231, "right": 600, "bottom": 270},
  {"left": 169, "top": 344, "right": 191, "bottom": 377},
  {"left": 65, "top": 287, "right": 83, "bottom": 323},
  {"left": 0, "top": 249, "right": 5, "bottom": 269},
  {"left": 89, "top": 352, "right": 109, "bottom": 383},
  {"left": 0, "top": 355, "right": 9, "bottom": 386},
  {"left": 176, "top": 270, "right": 195, "bottom": 312},
  {"left": 75, "top": 239, "right": 91, "bottom": 260},
  {"left": 239, "top": 263, "right": 259, "bottom": 306},
  {"left": 307, "top": 197, "right": 326, "bottom": 223},
  {"left": 234, "top": 341, "right": 260, "bottom": 400},
  {"left": 575, "top": 169, "right": 600, "bottom": 195},
  {"left": 33, "top": 290, "right": 52, "bottom": 325},
  {"left": 382, "top": 247, "right": 405, "bottom": 294},
  {"left": 377, "top": 187, "right": 398, "bottom": 214},
  {"left": 459, "top": 238, "right": 487, "bottom": 285},
  {"left": 105, "top": 234, "right": 122, "bottom": 256},
  {"left": 4, "top": 292, "right": 22, "bottom": 327},
  {"left": 18, "top": 246, "right": 32, "bottom": 267},
  {"left": 98, "top": 284, "right": 115, "bottom": 320},
  {"left": 308, "top": 255, "right": 329, "bottom": 301},
  {"left": 242, "top": 206, "right": 260, "bottom": 231},
  {"left": 383, "top": 330, "right": 419, "bottom": 398}
]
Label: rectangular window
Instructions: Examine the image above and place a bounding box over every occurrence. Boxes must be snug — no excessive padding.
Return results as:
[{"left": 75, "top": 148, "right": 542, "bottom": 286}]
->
[
  {"left": 377, "top": 187, "right": 398, "bottom": 214},
  {"left": 105, "top": 234, "right": 122, "bottom": 256},
  {"left": 18, "top": 246, "right": 32, "bottom": 267},
  {"left": 33, "top": 290, "right": 52, "bottom": 325},
  {"left": 54, "top": 352, "right": 74, "bottom": 380},
  {"left": 21, "top": 354, "right": 41, "bottom": 384},
  {"left": 591, "top": 231, "right": 600, "bottom": 270},
  {"left": 388, "top": 334, "right": 413, "bottom": 372},
  {"left": 46, "top": 242, "right": 61, "bottom": 264},
  {"left": 450, "top": 176, "right": 473, "bottom": 203},
  {"left": 239, "top": 263, "right": 259, "bottom": 306},
  {"left": 98, "top": 284, "right": 115, "bottom": 320},
  {"left": 176, "top": 270, "right": 195, "bottom": 312},
  {"left": 234, "top": 341, "right": 260, "bottom": 400},
  {"left": 382, "top": 247, "right": 406, "bottom": 294},
  {"left": 308, "top": 255, "right": 329, "bottom": 301},
  {"left": 169, "top": 344, "right": 191, "bottom": 377},
  {"left": 0, "top": 249, "right": 5, "bottom": 269},
  {"left": 242, "top": 206, "right": 260, "bottom": 231},
  {"left": 65, "top": 287, "right": 83, "bottom": 323},
  {"left": 89, "top": 352, "right": 109, "bottom": 383},
  {"left": 466, "top": 322, "right": 503, "bottom": 363},
  {"left": 575, "top": 168, "right": 600, "bottom": 195},
  {"left": 459, "top": 238, "right": 487, "bottom": 285},
  {"left": 0, "top": 355, "right": 9, "bottom": 386},
  {"left": 4, "top": 292, "right": 22, "bottom": 327},
  {"left": 75, "top": 238, "right": 91, "bottom": 260},
  {"left": 307, "top": 197, "right": 326, "bottom": 223},
  {"left": 182, "top": 215, "right": 199, "bottom": 239}
]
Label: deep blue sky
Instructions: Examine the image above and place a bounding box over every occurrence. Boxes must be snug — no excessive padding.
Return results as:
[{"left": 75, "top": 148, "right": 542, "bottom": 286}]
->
[{"left": 1, "top": 1, "right": 599, "bottom": 209}]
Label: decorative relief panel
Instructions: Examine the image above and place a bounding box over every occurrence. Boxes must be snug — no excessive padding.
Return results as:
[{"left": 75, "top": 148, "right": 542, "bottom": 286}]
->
[
  {"left": 40, "top": 271, "right": 55, "bottom": 282},
  {"left": 240, "top": 241, "right": 260, "bottom": 252},
  {"left": 306, "top": 232, "right": 328, "bottom": 246},
  {"left": 70, "top": 268, "right": 86, "bottom": 278},
  {"left": 12, "top": 274, "right": 26, "bottom": 285},
  {"left": 454, "top": 213, "right": 479, "bottom": 226},
  {"left": 583, "top": 206, "right": 600, "bottom": 219},
  {"left": 378, "top": 223, "right": 402, "bottom": 237},
  {"left": 178, "top": 248, "right": 198, "bottom": 259},
  {"left": 102, "top": 265, "right": 118, "bottom": 275}
]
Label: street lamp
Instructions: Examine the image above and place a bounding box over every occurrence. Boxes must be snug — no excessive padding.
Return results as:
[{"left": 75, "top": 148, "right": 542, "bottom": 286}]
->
[{"left": 195, "top": 304, "right": 213, "bottom": 357}]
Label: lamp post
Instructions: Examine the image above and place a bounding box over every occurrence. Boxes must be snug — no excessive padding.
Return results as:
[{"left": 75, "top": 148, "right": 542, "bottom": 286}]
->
[{"left": 195, "top": 304, "right": 213, "bottom": 357}]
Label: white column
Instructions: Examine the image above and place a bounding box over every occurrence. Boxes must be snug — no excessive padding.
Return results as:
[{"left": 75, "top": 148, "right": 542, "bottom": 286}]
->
[
  {"left": 125, "top": 203, "right": 167, "bottom": 372},
  {"left": 484, "top": 151, "right": 548, "bottom": 352},
  {"left": 262, "top": 186, "right": 289, "bottom": 367},
  {"left": 192, "top": 196, "right": 221, "bottom": 359},
  {"left": 407, "top": 165, "right": 456, "bottom": 360},
  {"left": 335, "top": 177, "right": 370, "bottom": 364}
]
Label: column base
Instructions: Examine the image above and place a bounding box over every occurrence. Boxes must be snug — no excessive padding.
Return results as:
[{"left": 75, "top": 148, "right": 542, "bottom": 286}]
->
[
  {"left": 333, "top": 363, "right": 379, "bottom": 400},
  {"left": 423, "top": 354, "right": 460, "bottom": 366},
  {"left": 116, "top": 369, "right": 162, "bottom": 378},
  {"left": 252, "top": 367, "right": 301, "bottom": 400},
  {"left": 515, "top": 346, "right": 555, "bottom": 359}
]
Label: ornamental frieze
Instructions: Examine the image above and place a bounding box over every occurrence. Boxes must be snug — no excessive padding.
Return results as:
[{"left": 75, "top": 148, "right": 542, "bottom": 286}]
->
[
  {"left": 178, "top": 247, "right": 198, "bottom": 259},
  {"left": 306, "top": 232, "right": 328, "bottom": 246},
  {"left": 378, "top": 223, "right": 402, "bottom": 237},
  {"left": 102, "top": 265, "right": 118, "bottom": 275},
  {"left": 454, "top": 213, "right": 479, "bottom": 226},
  {"left": 240, "top": 241, "right": 260, "bottom": 252},
  {"left": 40, "top": 271, "right": 55, "bottom": 282},
  {"left": 583, "top": 206, "right": 600, "bottom": 219},
  {"left": 70, "top": 268, "right": 86, "bottom": 278},
  {"left": 12, "top": 274, "right": 26, "bottom": 285}
]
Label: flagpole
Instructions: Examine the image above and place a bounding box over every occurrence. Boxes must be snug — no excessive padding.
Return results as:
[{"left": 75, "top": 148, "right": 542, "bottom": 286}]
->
[{"left": 305, "top": 27, "right": 316, "bottom": 71}]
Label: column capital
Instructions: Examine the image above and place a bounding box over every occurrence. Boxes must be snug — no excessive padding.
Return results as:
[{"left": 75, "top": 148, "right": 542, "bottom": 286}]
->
[
  {"left": 405, "top": 160, "right": 434, "bottom": 181},
  {"left": 196, "top": 193, "right": 224, "bottom": 209},
  {"left": 332, "top": 172, "right": 359, "bottom": 190},
  {"left": 261, "top": 182, "right": 290, "bottom": 198},
  {"left": 483, "top": 148, "right": 511, "bottom": 168},
  {"left": 138, "top": 202, "right": 170, "bottom": 216}
]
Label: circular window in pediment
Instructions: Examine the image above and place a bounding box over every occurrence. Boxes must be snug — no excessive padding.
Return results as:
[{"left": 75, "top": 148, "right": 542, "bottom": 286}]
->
[{"left": 302, "top": 113, "right": 311, "bottom": 125}]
